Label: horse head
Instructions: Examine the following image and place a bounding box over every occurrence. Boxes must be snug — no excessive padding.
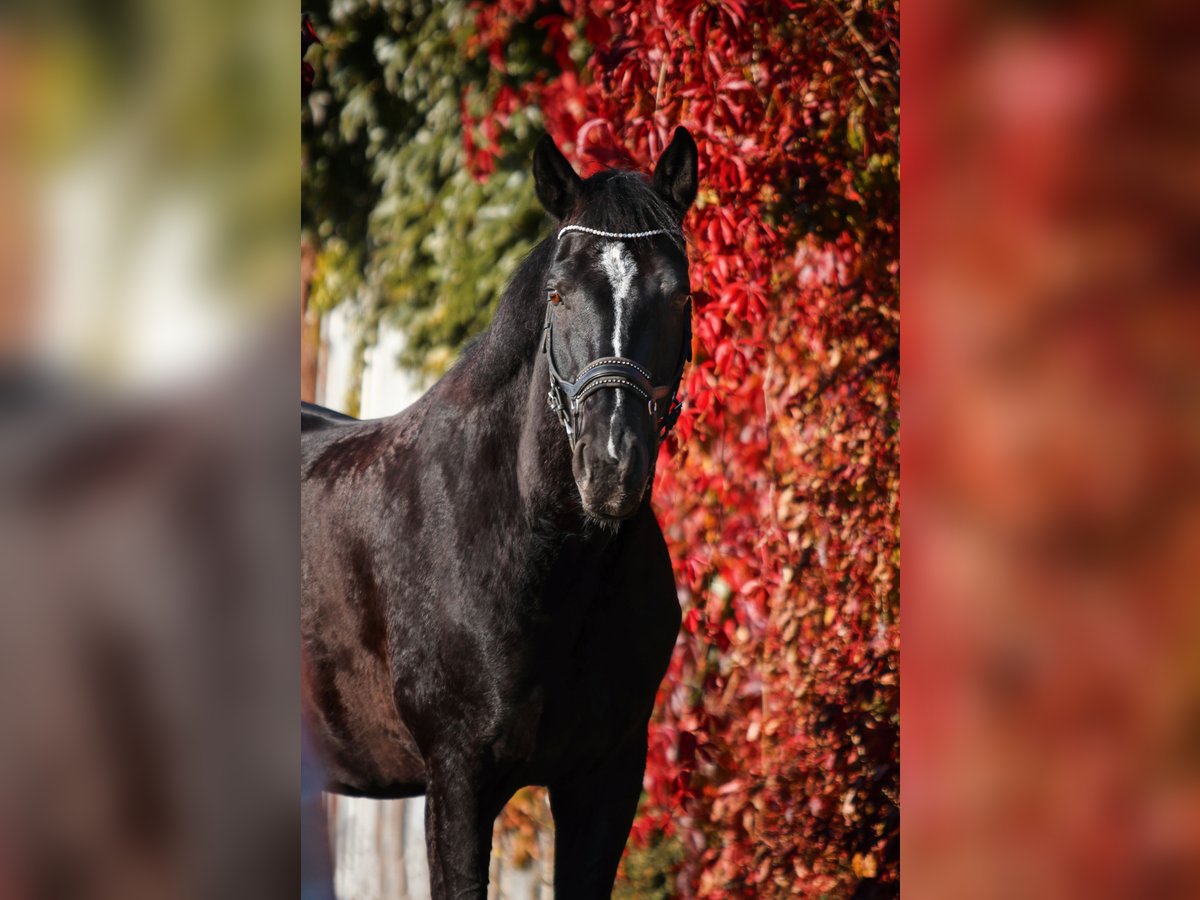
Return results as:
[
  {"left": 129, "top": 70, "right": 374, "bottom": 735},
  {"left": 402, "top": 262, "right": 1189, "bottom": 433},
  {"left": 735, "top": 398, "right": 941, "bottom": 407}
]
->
[{"left": 533, "top": 127, "right": 698, "bottom": 522}]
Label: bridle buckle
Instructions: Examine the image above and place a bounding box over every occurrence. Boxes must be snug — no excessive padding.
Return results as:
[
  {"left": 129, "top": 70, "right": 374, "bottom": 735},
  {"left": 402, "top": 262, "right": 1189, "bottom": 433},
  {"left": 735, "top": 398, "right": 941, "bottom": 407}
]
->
[
  {"left": 546, "top": 386, "right": 575, "bottom": 446},
  {"left": 659, "top": 395, "right": 684, "bottom": 440}
]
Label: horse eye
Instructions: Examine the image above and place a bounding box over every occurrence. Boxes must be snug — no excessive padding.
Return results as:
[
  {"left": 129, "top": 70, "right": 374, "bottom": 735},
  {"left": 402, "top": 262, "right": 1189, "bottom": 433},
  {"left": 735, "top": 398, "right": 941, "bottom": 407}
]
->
[{"left": 546, "top": 289, "right": 561, "bottom": 305}]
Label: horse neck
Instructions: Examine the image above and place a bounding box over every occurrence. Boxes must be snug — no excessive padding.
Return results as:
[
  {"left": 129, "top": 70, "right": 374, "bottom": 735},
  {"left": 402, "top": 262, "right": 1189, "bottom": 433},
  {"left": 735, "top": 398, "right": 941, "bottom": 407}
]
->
[{"left": 435, "top": 240, "right": 601, "bottom": 545}]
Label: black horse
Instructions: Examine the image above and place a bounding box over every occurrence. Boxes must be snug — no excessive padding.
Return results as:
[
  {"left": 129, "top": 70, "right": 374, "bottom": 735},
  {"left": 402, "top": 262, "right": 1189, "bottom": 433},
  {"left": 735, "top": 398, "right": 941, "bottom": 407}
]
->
[{"left": 301, "top": 127, "right": 698, "bottom": 898}]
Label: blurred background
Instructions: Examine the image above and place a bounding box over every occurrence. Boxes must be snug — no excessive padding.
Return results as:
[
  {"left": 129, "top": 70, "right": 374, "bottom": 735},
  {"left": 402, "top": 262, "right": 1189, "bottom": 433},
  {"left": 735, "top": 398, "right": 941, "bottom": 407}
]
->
[
  {"left": 302, "top": 1, "right": 898, "bottom": 898},
  {"left": 0, "top": 0, "right": 297, "bottom": 898},
  {"left": 904, "top": 1, "right": 1200, "bottom": 898}
]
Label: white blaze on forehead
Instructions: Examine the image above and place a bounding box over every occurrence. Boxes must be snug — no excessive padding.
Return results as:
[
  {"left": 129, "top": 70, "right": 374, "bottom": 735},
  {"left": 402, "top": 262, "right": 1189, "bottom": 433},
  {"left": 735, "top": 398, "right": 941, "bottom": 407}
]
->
[
  {"left": 599, "top": 242, "right": 637, "bottom": 355},
  {"left": 598, "top": 241, "right": 638, "bottom": 459}
]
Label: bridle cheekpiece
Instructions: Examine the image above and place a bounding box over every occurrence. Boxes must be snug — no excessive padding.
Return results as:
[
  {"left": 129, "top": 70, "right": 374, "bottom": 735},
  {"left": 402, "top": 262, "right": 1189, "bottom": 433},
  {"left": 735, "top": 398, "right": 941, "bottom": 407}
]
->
[{"left": 542, "top": 226, "right": 692, "bottom": 451}]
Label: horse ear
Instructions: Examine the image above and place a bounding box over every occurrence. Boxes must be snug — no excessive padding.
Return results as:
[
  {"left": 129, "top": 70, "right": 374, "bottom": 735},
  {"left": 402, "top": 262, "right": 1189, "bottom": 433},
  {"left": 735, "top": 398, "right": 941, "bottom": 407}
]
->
[
  {"left": 533, "top": 134, "right": 583, "bottom": 220},
  {"left": 652, "top": 127, "right": 699, "bottom": 219}
]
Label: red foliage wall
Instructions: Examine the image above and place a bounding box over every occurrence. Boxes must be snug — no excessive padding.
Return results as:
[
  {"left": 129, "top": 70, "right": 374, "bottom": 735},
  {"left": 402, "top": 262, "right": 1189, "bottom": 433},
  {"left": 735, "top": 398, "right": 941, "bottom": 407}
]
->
[{"left": 467, "top": 2, "right": 899, "bottom": 895}]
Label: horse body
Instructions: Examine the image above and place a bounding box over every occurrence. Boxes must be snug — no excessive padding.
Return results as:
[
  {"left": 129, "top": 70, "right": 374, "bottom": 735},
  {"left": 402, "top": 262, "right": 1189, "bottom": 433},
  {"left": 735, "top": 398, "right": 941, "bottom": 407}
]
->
[{"left": 302, "top": 128, "right": 697, "bottom": 898}]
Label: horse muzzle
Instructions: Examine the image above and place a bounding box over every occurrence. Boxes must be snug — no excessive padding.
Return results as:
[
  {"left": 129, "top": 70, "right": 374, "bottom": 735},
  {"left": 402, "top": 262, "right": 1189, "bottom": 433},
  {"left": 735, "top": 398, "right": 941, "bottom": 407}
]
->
[{"left": 571, "top": 418, "right": 651, "bottom": 520}]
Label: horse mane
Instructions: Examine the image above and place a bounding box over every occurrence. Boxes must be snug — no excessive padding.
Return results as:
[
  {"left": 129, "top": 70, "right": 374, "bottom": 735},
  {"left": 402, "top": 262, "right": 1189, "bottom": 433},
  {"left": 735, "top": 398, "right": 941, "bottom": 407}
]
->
[
  {"left": 565, "top": 170, "right": 685, "bottom": 249},
  {"left": 449, "top": 239, "right": 554, "bottom": 389}
]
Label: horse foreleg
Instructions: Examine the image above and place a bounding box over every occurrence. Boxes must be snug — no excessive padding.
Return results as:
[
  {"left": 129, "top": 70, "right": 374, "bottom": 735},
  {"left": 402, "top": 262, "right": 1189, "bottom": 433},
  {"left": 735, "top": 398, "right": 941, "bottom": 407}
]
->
[
  {"left": 549, "top": 734, "right": 648, "bottom": 899},
  {"left": 423, "top": 755, "right": 495, "bottom": 900}
]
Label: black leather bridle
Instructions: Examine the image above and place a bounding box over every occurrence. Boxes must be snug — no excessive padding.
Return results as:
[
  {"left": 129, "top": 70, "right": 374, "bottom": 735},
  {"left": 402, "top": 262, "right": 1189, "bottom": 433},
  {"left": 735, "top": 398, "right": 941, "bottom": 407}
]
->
[{"left": 541, "top": 285, "right": 692, "bottom": 452}]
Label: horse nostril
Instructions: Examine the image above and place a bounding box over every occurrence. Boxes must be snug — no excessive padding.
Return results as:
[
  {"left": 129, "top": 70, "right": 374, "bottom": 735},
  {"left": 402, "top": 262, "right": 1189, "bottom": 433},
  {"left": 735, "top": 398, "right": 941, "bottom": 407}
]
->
[
  {"left": 614, "top": 431, "right": 646, "bottom": 479},
  {"left": 573, "top": 441, "right": 595, "bottom": 487},
  {"left": 575, "top": 432, "right": 647, "bottom": 488}
]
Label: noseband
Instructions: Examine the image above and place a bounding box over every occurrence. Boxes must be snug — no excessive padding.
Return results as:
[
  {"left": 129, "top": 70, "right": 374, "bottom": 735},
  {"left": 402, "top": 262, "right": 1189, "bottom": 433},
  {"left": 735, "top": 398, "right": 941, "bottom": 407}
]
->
[{"left": 541, "top": 226, "right": 692, "bottom": 451}]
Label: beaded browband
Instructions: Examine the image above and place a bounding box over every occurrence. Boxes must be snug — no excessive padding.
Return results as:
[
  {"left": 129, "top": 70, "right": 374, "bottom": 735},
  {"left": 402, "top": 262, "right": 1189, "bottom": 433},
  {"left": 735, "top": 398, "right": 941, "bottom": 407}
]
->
[{"left": 557, "top": 225, "right": 674, "bottom": 241}]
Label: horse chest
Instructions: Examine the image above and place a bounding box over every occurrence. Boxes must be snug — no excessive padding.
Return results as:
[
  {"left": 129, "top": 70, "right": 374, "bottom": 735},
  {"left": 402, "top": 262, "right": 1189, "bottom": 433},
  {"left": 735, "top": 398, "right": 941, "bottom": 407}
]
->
[{"left": 493, "top": 566, "right": 673, "bottom": 782}]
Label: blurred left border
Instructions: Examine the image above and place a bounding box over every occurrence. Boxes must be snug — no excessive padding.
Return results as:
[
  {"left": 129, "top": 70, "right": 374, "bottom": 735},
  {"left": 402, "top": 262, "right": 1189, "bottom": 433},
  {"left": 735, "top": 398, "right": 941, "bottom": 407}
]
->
[{"left": 0, "top": 0, "right": 300, "bottom": 898}]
